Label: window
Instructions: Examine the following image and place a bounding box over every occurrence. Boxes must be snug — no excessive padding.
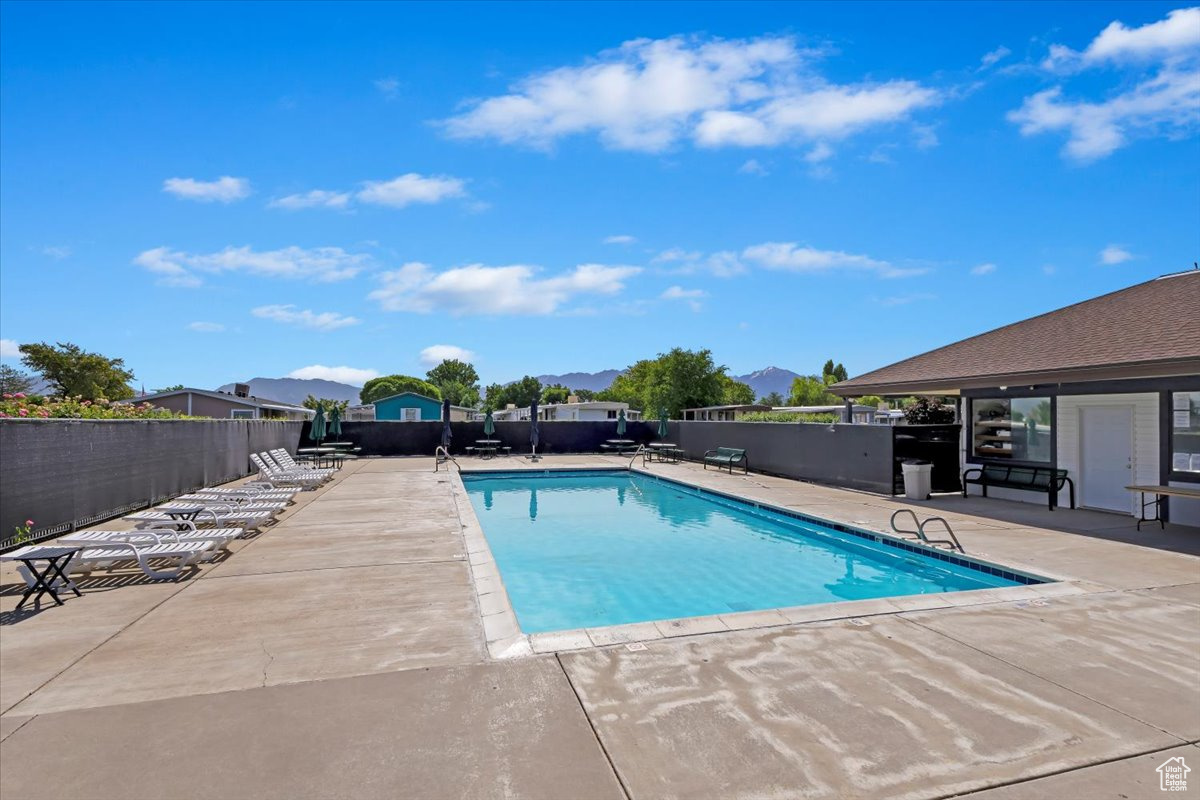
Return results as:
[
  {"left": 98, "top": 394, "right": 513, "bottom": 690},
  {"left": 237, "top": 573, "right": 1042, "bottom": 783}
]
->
[
  {"left": 231, "top": 409, "right": 255, "bottom": 419},
  {"left": 403, "top": 408, "right": 420, "bottom": 422},
  {"left": 972, "top": 397, "right": 1053, "bottom": 463},
  {"left": 607, "top": 410, "right": 617, "bottom": 419},
  {"left": 1170, "top": 391, "right": 1200, "bottom": 474}
]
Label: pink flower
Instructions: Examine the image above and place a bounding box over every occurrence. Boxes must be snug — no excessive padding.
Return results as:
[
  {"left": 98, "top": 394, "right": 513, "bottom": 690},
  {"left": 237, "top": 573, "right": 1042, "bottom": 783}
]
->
[
  {"left": 25, "top": 519, "right": 33, "bottom": 526},
  {"left": 2, "top": 393, "right": 11, "bottom": 399},
  {"left": 13, "top": 393, "right": 25, "bottom": 399},
  {"left": 81, "top": 400, "right": 92, "bottom": 406},
  {"left": 18, "top": 408, "right": 28, "bottom": 416}
]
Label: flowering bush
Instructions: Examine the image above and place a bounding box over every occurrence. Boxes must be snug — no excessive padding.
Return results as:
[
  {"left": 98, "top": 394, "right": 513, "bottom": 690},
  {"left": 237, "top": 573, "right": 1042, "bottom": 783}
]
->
[
  {"left": 13, "top": 519, "right": 34, "bottom": 544},
  {"left": 0, "top": 394, "right": 188, "bottom": 419}
]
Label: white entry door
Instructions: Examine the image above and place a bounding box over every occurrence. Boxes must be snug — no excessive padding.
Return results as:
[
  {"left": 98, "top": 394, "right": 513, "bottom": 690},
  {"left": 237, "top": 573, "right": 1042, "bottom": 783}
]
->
[{"left": 1079, "top": 406, "right": 1134, "bottom": 513}]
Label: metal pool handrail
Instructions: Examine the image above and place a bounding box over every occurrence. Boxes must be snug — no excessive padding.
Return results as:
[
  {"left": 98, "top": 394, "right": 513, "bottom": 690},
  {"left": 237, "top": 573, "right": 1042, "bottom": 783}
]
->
[
  {"left": 890, "top": 509, "right": 965, "bottom": 552},
  {"left": 434, "top": 446, "right": 459, "bottom": 473},
  {"left": 628, "top": 444, "right": 646, "bottom": 468}
]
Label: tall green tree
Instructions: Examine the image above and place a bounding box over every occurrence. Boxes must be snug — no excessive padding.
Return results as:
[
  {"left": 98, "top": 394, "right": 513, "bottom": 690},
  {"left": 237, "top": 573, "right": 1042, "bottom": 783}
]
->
[
  {"left": 425, "top": 359, "right": 481, "bottom": 407},
  {"left": 487, "top": 376, "right": 542, "bottom": 409},
  {"left": 822, "top": 360, "right": 849, "bottom": 383},
  {"left": 759, "top": 391, "right": 785, "bottom": 407},
  {"left": 19, "top": 341, "right": 135, "bottom": 400},
  {"left": 541, "top": 383, "right": 570, "bottom": 404},
  {"left": 302, "top": 395, "right": 350, "bottom": 412},
  {"left": 719, "top": 374, "right": 756, "bottom": 405},
  {"left": 788, "top": 375, "right": 840, "bottom": 407},
  {"left": 0, "top": 364, "right": 35, "bottom": 395},
  {"left": 599, "top": 348, "right": 740, "bottom": 419},
  {"left": 359, "top": 375, "right": 442, "bottom": 405},
  {"left": 572, "top": 388, "right": 598, "bottom": 402}
]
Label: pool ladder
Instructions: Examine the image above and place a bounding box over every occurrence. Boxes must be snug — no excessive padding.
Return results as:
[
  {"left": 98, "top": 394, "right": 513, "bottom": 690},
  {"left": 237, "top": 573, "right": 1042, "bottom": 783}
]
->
[
  {"left": 890, "top": 509, "right": 965, "bottom": 552},
  {"left": 627, "top": 444, "right": 646, "bottom": 468},
  {"left": 434, "top": 445, "right": 459, "bottom": 473}
]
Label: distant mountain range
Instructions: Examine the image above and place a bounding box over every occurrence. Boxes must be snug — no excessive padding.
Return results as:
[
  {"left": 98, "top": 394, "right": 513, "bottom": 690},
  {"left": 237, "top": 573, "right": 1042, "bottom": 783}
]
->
[
  {"left": 216, "top": 378, "right": 362, "bottom": 406},
  {"left": 210, "top": 366, "right": 801, "bottom": 407},
  {"left": 734, "top": 367, "right": 800, "bottom": 400},
  {"left": 535, "top": 370, "right": 624, "bottom": 392}
]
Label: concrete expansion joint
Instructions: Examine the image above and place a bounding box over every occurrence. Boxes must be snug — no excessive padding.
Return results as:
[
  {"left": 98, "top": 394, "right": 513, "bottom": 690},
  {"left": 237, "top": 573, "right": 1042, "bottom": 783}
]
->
[{"left": 259, "top": 640, "right": 275, "bottom": 687}]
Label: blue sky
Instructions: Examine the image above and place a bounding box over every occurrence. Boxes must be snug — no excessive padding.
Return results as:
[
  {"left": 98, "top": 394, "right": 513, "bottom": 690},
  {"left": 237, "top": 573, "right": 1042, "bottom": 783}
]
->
[{"left": 2, "top": 1, "right": 1197, "bottom": 392}]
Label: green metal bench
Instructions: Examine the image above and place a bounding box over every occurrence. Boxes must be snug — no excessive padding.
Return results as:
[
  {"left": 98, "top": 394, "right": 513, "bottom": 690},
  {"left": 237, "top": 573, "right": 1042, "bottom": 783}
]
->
[
  {"left": 962, "top": 464, "right": 1075, "bottom": 510},
  {"left": 703, "top": 447, "right": 748, "bottom": 475}
]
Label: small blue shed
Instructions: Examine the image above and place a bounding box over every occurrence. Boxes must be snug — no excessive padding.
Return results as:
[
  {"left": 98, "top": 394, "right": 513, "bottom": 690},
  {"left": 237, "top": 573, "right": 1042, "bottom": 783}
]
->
[{"left": 373, "top": 392, "right": 443, "bottom": 422}]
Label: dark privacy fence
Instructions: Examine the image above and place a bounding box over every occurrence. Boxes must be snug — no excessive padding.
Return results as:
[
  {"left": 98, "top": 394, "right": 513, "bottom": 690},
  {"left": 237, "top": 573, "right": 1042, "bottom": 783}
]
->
[
  {"left": 0, "top": 420, "right": 302, "bottom": 549},
  {"left": 302, "top": 420, "right": 962, "bottom": 495}
]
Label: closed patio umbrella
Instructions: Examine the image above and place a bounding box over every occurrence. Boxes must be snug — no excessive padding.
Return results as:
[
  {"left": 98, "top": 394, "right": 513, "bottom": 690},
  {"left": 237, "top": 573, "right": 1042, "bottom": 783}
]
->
[
  {"left": 658, "top": 408, "right": 669, "bottom": 439},
  {"left": 327, "top": 404, "right": 342, "bottom": 438},
  {"left": 441, "top": 398, "right": 452, "bottom": 450},
  {"left": 529, "top": 399, "right": 540, "bottom": 460},
  {"left": 616, "top": 408, "right": 627, "bottom": 437},
  {"left": 483, "top": 409, "right": 495, "bottom": 437},
  {"left": 309, "top": 403, "right": 327, "bottom": 443}
]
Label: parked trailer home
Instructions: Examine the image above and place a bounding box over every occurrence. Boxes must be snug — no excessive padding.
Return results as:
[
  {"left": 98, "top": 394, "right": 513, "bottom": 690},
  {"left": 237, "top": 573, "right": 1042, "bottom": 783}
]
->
[{"left": 831, "top": 270, "right": 1200, "bottom": 525}]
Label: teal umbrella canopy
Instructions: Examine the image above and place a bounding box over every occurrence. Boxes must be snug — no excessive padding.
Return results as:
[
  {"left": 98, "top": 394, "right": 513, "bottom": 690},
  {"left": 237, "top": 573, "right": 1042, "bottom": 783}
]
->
[
  {"left": 327, "top": 404, "right": 342, "bottom": 437},
  {"left": 309, "top": 404, "right": 327, "bottom": 442},
  {"left": 657, "top": 408, "right": 669, "bottom": 439},
  {"left": 483, "top": 410, "right": 496, "bottom": 436},
  {"left": 616, "top": 408, "right": 627, "bottom": 436}
]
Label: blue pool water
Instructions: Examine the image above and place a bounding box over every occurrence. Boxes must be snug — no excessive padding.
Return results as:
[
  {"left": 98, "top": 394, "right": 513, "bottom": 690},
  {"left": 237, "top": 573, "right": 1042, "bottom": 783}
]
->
[{"left": 462, "top": 470, "right": 1034, "bottom": 633}]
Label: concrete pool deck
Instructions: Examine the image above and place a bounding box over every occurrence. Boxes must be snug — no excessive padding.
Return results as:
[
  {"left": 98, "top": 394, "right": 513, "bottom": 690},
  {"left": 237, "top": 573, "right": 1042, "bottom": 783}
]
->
[{"left": 1, "top": 455, "right": 1197, "bottom": 799}]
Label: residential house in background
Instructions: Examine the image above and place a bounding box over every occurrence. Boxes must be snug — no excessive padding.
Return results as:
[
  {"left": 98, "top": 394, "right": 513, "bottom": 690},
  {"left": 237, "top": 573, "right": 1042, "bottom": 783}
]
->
[
  {"left": 133, "top": 384, "right": 313, "bottom": 420},
  {"left": 683, "top": 403, "right": 771, "bottom": 421},
  {"left": 372, "top": 392, "right": 472, "bottom": 422},
  {"left": 491, "top": 400, "right": 640, "bottom": 422},
  {"left": 831, "top": 270, "right": 1200, "bottom": 524}
]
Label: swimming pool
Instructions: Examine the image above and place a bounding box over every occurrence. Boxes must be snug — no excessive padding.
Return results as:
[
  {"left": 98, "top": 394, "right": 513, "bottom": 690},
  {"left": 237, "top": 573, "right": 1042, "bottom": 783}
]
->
[{"left": 462, "top": 470, "right": 1043, "bottom": 633}]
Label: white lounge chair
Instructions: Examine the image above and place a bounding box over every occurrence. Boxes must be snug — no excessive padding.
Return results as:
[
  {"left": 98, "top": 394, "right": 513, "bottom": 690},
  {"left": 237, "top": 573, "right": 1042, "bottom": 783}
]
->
[
  {"left": 176, "top": 490, "right": 295, "bottom": 505},
  {"left": 66, "top": 539, "right": 213, "bottom": 580},
  {"left": 250, "top": 454, "right": 328, "bottom": 488},
  {"left": 266, "top": 450, "right": 335, "bottom": 478},
  {"left": 124, "top": 504, "right": 276, "bottom": 531},
  {"left": 60, "top": 524, "right": 244, "bottom": 559}
]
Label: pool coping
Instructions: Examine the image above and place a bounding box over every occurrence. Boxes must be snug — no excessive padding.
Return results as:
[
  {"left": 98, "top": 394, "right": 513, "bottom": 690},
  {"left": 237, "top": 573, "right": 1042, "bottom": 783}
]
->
[{"left": 450, "top": 466, "right": 1090, "bottom": 659}]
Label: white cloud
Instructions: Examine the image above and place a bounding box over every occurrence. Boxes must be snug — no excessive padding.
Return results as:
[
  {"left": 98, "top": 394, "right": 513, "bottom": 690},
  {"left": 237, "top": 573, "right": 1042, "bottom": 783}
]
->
[
  {"left": 356, "top": 173, "right": 466, "bottom": 208},
  {"left": 652, "top": 247, "right": 703, "bottom": 263},
  {"left": 287, "top": 365, "right": 380, "bottom": 386},
  {"left": 443, "top": 35, "right": 939, "bottom": 152},
  {"left": 876, "top": 293, "right": 936, "bottom": 307},
  {"left": 603, "top": 234, "right": 637, "bottom": 244},
  {"left": 134, "top": 245, "right": 369, "bottom": 287},
  {"left": 661, "top": 285, "right": 707, "bottom": 312},
  {"left": 1045, "top": 7, "right": 1200, "bottom": 69},
  {"left": 40, "top": 245, "right": 71, "bottom": 260},
  {"left": 1099, "top": 244, "right": 1134, "bottom": 264},
  {"left": 738, "top": 158, "right": 768, "bottom": 175},
  {"left": 162, "top": 176, "right": 251, "bottom": 203},
  {"left": 0, "top": 338, "right": 20, "bottom": 358},
  {"left": 268, "top": 190, "right": 352, "bottom": 210},
  {"left": 374, "top": 76, "right": 400, "bottom": 99},
  {"left": 251, "top": 304, "right": 360, "bottom": 331},
  {"left": 370, "top": 262, "right": 641, "bottom": 316},
  {"left": 971, "top": 262, "right": 997, "bottom": 275},
  {"left": 742, "top": 242, "right": 927, "bottom": 278},
  {"left": 419, "top": 344, "right": 477, "bottom": 366},
  {"left": 803, "top": 142, "right": 835, "bottom": 162},
  {"left": 661, "top": 285, "right": 707, "bottom": 299},
  {"left": 980, "top": 46, "right": 1012, "bottom": 68},
  {"left": 1013, "top": 8, "right": 1200, "bottom": 161},
  {"left": 187, "top": 321, "right": 225, "bottom": 332}
]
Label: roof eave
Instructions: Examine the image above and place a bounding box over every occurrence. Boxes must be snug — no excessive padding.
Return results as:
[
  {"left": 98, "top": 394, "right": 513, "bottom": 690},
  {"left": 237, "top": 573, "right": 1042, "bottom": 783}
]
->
[{"left": 830, "top": 357, "right": 1200, "bottom": 397}]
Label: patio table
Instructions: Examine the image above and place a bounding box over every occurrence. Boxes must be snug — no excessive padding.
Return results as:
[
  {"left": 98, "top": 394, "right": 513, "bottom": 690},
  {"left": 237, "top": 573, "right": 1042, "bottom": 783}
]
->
[
  {"left": 154, "top": 504, "right": 207, "bottom": 530},
  {"left": 475, "top": 439, "right": 501, "bottom": 458},
  {"left": 645, "top": 442, "right": 682, "bottom": 464},
  {"left": 1, "top": 545, "right": 83, "bottom": 609}
]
